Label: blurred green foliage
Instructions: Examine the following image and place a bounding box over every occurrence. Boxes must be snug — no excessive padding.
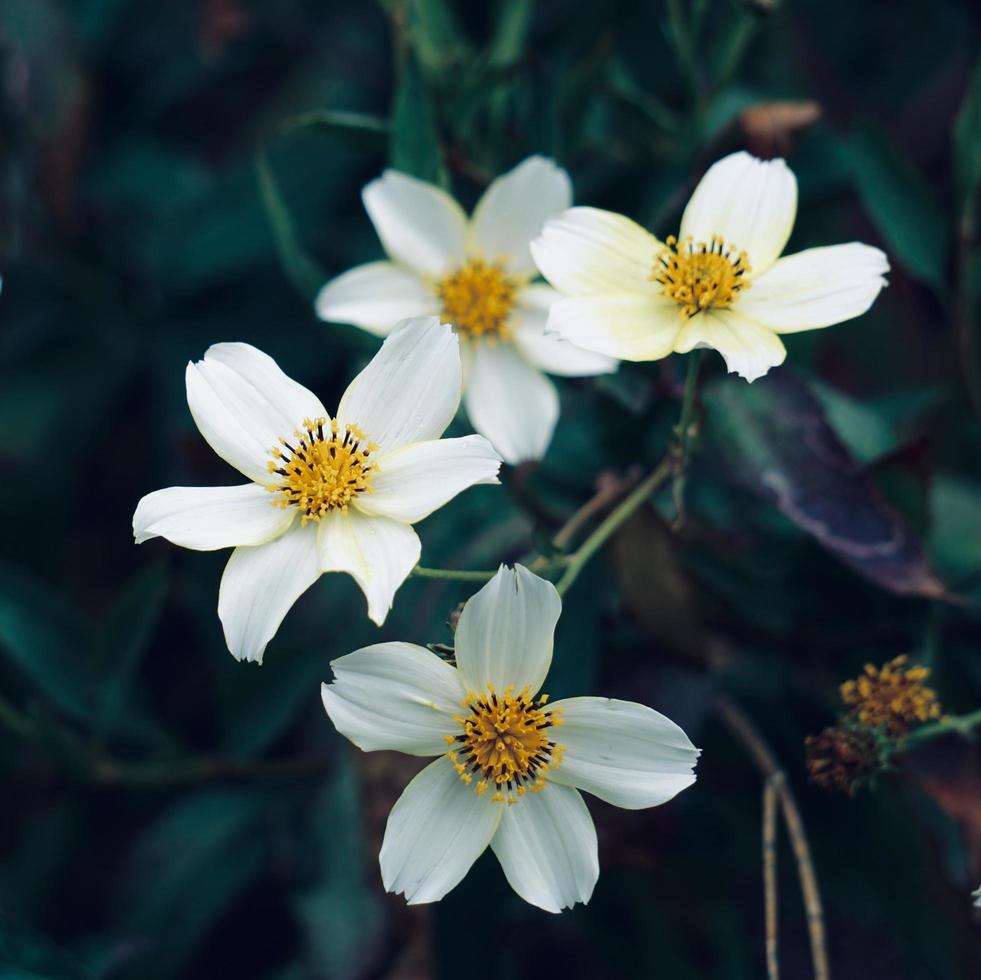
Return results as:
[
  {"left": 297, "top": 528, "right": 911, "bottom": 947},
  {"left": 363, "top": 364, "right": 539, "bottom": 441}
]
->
[{"left": 1, "top": 0, "right": 980, "bottom": 977}]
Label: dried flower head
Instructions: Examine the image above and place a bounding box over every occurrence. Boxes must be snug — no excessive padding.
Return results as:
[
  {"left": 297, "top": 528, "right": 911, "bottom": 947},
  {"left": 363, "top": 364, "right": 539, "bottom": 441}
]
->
[
  {"left": 805, "top": 725, "right": 880, "bottom": 796},
  {"left": 840, "top": 656, "right": 941, "bottom": 737}
]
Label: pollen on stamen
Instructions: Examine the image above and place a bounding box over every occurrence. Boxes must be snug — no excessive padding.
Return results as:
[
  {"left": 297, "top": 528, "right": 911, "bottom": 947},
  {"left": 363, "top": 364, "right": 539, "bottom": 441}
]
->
[
  {"left": 436, "top": 259, "right": 517, "bottom": 341},
  {"left": 267, "top": 416, "right": 378, "bottom": 523},
  {"left": 447, "top": 684, "right": 564, "bottom": 803},
  {"left": 651, "top": 234, "right": 751, "bottom": 318}
]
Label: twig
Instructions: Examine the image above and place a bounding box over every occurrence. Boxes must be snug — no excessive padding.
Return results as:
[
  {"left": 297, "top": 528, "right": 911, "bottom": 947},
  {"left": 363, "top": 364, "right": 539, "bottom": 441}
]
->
[
  {"left": 410, "top": 565, "right": 499, "bottom": 583},
  {"left": 555, "top": 457, "right": 674, "bottom": 596},
  {"left": 763, "top": 775, "right": 781, "bottom": 980},
  {"left": 552, "top": 474, "right": 636, "bottom": 551},
  {"left": 717, "top": 696, "right": 830, "bottom": 980},
  {"left": 899, "top": 707, "right": 981, "bottom": 748},
  {"left": 671, "top": 349, "right": 703, "bottom": 528}
]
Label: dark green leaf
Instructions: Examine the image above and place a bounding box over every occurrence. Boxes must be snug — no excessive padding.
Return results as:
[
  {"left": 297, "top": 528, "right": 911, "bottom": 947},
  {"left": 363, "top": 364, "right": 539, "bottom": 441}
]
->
[
  {"left": 0, "top": 563, "right": 93, "bottom": 723},
  {"left": 407, "top": 0, "right": 470, "bottom": 71},
  {"left": 390, "top": 48, "right": 447, "bottom": 186},
  {"left": 90, "top": 562, "right": 169, "bottom": 746},
  {"left": 847, "top": 127, "right": 949, "bottom": 290},
  {"left": 279, "top": 109, "right": 390, "bottom": 148},
  {"left": 255, "top": 147, "right": 327, "bottom": 303},
  {"left": 953, "top": 58, "right": 981, "bottom": 202}
]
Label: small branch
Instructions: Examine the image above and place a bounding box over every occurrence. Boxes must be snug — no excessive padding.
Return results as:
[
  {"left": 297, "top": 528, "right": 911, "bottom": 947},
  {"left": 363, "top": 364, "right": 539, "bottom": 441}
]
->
[
  {"left": 671, "top": 350, "right": 703, "bottom": 527},
  {"left": 717, "top": 696, "right": 830, "bottom": 980},
  {"left": 899, "top": 707, "right": 981, "bottom": 749},
  {"left": 552, "top": 475, "right": 635, "bottom": 551},
  {"left": 411, "top": 565, "right": 499, "bottom": 583},
  {"left": 763, "top": 775, "right": 780, "bottom": 980},
  {"left": 555, "top": 457, "right": 673, "bottom": 596}
]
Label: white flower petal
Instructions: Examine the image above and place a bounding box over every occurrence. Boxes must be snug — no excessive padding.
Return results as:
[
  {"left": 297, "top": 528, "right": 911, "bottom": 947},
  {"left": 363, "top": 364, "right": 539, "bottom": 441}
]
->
[
  {"left": 531, "top": 206, "right": 663, "bottom": 295},
  {"left": 336, "top": 317, "right": 461, "bottom": 454},
  {"left": 380, "top": 755, "right": 503, "bottom": 904},
  {"left": 217, "top": 523, "right": 320, "bottom": 663},
  {"left": 363, "top": 171, "right": 468, "bottom": 279},
  {"left": 455, "top": 564, "right": 561, "bottom": 697},
  {"left": 317, "top": 509, "right": 420, "bottom": 626},
  {"left": 491, "top": 783, "right": 598, "bottom": 913},
  {"left": 470, "top": 156, "right": 572, "bottom": 277},
  {"left": 321, "top": 642, "right": 466, "bottom": 755},
  {"left": 737, "top": 243, "right": 890, "bottom": 333},
  {"left": 680, "top": 151, "right": 797, "bottom": 277},
  {"left": 133, "top": 484, "right": 293, "bottom": 550},
  {"left": 464, "top": 342, "right": 558, "bottom": 465},
  {"left": 186, "top": 343, "right": 327, "bottom": 484},
  {"left": 674, "top": 308, "right": 786, "bottom": 382},
  {"left": 547, "top": 294, "right": 683, "bottom": 362},
  {"left": 511, "top": 287, "right": 619, "bottom": 376},
  {"left": 354, "top": 435, "right": 501, "bottom": 525},
  {"left": 314, "top": 261, "right": 438, "bottom": 337},
  {"left": 548, "top": 697, "right": 699, "bottom": 809}
]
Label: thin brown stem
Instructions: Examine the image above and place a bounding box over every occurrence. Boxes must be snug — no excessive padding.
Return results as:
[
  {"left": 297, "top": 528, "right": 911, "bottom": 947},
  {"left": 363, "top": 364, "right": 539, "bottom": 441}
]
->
[
  {"left": 552, "top": 474, "right": 636, "bottom": 551},
  {"left": 717, "top": 696, "right": 830, "bottom": 980},
  {"left": 763, "top": 776, "right": 781, "bottom": 980}
]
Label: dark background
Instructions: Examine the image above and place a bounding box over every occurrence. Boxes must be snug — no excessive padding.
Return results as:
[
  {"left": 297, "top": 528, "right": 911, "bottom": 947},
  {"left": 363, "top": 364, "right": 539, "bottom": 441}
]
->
[{"left": 1, "top": 1, "right": 980, "bottom": 977}]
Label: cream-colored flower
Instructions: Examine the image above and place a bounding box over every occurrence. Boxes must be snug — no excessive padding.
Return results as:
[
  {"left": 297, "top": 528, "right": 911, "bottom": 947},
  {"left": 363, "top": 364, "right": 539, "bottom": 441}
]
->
[
  {"left": 321, "top": 564, "right": 699, "bottom": 912},
  {"left": 315, "top": 157, "right": 616, "bottom": 464},
  {"left": 133, "top": 318, "right": 501, "bottom": 662},
  {"left": 531, "top": 151, "right": 890, "bottom": 382}
]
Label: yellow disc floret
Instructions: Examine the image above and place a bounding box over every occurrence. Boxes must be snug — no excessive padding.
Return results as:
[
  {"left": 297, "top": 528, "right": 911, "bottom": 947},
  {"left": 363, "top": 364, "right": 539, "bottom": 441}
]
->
[
  {"left": 445, "top": 684, "right": 564, "bottom": 804},
  {"left": 267, "top": 417, "right": 376, "bottom": 523},
  {"left": 436, "top": 259, "right": 517, "bottom": 340},
  {"left": 839, "top": 655, "right": 941, "bottom": 737},
  {"left": 652, "top": 234, "right": 750, "bottom": 318}
]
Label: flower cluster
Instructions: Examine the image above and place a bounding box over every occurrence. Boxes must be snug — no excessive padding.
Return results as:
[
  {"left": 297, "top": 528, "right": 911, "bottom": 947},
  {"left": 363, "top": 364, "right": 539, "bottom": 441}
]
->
[
  {"left": 805, "top": 656, "right": 943, "bottom": 796},
  {"left": 132, "top": 149, "right": 890, "bottom": 909},
  {"left": 840, "top": 655, "right": 942, "bottom": 737}
]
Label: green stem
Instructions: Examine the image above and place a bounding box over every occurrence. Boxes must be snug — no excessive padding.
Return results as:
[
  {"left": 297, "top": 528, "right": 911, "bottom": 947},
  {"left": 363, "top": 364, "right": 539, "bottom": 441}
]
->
[
  {"left": 555, "top": 456, "right": 674, "bottom": 597},
  {"left": 672, "top": 349, "right": 703, "bottom": 521},
  {"left": 900, "top": 708, "right": 981, "bottom": 748},
  {"left": 411, "top": 565, "right": 499, "bottom": 583}
]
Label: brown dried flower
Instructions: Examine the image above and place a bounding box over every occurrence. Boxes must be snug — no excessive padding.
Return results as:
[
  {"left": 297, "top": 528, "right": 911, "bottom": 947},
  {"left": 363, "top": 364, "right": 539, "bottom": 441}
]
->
[{"left": 805, "top": 725, "right": 880, "bottom": 796}]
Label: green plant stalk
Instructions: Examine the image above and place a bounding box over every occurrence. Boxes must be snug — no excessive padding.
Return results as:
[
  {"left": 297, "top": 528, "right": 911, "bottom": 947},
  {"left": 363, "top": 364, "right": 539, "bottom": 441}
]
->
[
  {"left": 556, "top": 456, "right": 674, "bottom": 596},
  {"left": 410, "top": 566, "right": 499, "bottom": 583},
  {"left": 672, "top": 349, "right": 704, "bottom": 521},
  {"left": 900, "top": 708, "right": 981, "bottom": 748}
]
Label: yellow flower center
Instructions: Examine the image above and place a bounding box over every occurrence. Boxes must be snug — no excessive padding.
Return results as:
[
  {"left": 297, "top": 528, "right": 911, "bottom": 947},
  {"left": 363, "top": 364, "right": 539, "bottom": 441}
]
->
[
  {"left": 436, "top": 259, "right": 517, "bottom": 340},
  {"left": 267, "top": 417, "right": 376, "bottom": 523},
  {"left": 652, "top": 234, "right": 751, "bottom": 317},
  {"left": 445, "top": 685, "right": 564, "bottom": 804},
  {"left": 839, "top": 655, "right": 941, "bottom": 736}
]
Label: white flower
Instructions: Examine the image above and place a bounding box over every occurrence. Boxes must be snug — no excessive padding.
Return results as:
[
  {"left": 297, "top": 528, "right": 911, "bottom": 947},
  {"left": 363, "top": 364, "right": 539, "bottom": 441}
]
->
[
  {"left": 974, "top": 885, "right": 981, "bottom": 908},
  {"left": 321, "top": 564, "right": 699, "bottom": 912},
  {"left": 133, "top": 317, "right": 501, "bottom": 663},
  {"left": 531, "top": 151, "right": 890, "bottom": 382},
  {"left": 315, "top": 156, "right": 617, "bottom": 465}
]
